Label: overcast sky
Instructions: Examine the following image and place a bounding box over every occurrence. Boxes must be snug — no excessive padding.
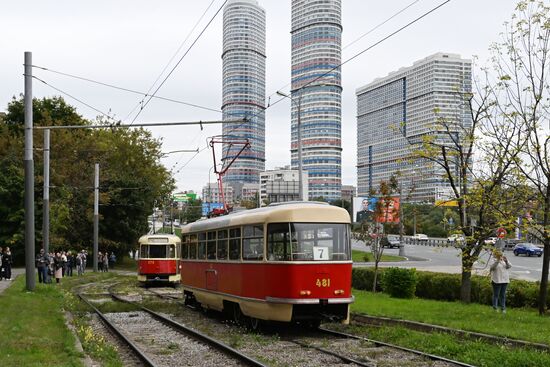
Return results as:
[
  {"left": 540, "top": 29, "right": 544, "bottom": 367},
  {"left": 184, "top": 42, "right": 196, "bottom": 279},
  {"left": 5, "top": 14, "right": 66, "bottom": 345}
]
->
[{"left": 1, "top": 0, "right": 519, "bottom": 195}]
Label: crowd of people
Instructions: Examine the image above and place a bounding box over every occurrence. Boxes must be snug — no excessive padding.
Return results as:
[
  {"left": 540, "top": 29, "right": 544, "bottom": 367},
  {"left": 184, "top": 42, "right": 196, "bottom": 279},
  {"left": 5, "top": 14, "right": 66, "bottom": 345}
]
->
[
  {"left": 0, "top": 247, "right": 13, "bottom": 281},
  {"left": 35, "top": 249, "right": 116, "bottom": 284}
]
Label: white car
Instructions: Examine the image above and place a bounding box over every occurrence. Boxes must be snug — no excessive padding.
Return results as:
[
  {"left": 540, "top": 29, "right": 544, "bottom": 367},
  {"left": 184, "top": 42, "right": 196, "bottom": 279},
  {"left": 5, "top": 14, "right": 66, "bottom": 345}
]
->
[
  {"left": 447, "top": 234, "right": 465, "bottom": 243},
  {"left": 412, "top": 234, "right": 429, "bottom": 241},
  {"left": 484, "top": 237, "right": 498, "bottom": 245}
]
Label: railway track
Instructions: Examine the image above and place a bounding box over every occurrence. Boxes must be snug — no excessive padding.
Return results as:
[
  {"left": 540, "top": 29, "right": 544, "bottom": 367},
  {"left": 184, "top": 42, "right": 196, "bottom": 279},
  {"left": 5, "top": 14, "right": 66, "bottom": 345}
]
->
[{"left": 104, "top": 288, "right": 267, "bottom": 367}]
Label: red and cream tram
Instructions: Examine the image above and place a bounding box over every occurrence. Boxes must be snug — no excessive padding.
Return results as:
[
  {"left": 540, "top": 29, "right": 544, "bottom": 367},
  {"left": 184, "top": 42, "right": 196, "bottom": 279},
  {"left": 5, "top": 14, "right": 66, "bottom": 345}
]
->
[
  {"left": 180, "top": 202, "right": 353, "bottom": 326},
  {"left": 137, "top": 234, "right": 181, "bottom": 284}
]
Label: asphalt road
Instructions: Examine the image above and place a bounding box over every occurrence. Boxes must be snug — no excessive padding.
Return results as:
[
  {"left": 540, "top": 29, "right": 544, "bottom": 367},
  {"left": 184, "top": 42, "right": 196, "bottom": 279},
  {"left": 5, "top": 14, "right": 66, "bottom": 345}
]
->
[{"left": 353, "top": 239, "right": 546, "bottom": 281}]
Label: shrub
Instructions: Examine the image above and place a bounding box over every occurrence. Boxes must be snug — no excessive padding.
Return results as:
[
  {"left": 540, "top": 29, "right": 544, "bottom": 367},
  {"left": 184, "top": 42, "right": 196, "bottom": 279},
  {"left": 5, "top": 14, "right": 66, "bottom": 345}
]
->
[
  {"left": 381, "top": 267, "right": 418, "bottom": 298},
  {"left": 352, "top": 268, "right": 383, "bottom": 291},
  {"left": 415, "top": 272, "right": 460, "bottom": 301}
]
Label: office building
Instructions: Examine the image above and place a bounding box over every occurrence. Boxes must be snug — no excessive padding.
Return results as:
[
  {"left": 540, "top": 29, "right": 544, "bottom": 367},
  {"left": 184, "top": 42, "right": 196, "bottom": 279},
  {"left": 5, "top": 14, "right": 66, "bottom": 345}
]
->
[
  {"left": 222, "top": 0, "right": 266, "bottom": 183},
  {"left": 290, "top": 0, "right": 342, "bottom": 200},
  {"left": 356, "top": 53, "right": 472, "bottom": 202},
  {"left": 260, "top": 166, "right": 308, "bottom": 205}
]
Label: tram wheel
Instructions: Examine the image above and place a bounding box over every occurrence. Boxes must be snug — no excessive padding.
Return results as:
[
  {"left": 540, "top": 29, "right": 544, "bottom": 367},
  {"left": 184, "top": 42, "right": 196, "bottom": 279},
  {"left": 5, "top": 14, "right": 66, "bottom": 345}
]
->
[
  {"left": 233, "top": 304, "right": 245, "bottom": 325},
  {"left": 248, "top": 316, "right": 261, "bottom": 332}
]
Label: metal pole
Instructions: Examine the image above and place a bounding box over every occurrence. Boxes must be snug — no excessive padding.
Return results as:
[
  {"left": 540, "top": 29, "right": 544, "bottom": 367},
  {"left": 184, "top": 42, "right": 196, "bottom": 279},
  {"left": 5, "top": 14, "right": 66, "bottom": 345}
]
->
[
  {"left": 297, "top": 95, "right": 304, "bottom": 201},
  {"left": 93, "top": 163, "right": 99, "bottom": 272},
  {"left": 399, "top": 181, "right": 405, "bottom": 256},
  {"left": 24, "top": 52, "right": 36, "bottom": 291},
  {"left": 43, "top": 129, "right": 50, "bottom": 255}
]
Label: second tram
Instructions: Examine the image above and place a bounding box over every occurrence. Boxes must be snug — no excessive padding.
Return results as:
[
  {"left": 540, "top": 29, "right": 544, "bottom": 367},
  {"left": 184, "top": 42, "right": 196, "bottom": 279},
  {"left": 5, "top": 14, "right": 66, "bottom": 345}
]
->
[
  {"left": 180, "top": 202, "right": 353, "bottom": 327},
  {"left": 137, "top": 234, "right": 181, "bottom": 284}
]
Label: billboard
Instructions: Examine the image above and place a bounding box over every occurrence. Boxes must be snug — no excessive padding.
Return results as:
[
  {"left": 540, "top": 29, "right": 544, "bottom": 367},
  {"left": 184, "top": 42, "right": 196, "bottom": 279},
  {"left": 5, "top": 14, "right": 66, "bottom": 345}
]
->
[
  {"left": 202, "top": 202, "right": 224, "bottom": 216},
  {"left": 173, "top": 193, "right": 197, "bottom": 202},
  {"left": 352, "top": 196, "right": 400, "bottom": 223}
]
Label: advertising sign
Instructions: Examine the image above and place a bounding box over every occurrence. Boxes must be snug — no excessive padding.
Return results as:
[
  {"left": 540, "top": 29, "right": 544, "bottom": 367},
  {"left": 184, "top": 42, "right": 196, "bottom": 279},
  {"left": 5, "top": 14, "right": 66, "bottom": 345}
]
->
[
  {"left": 173, "top": 193, "right": 197, "bottom": 202},
  {"left": 377, "top": 197, "right": 400, "bottom": 223},
  {"left": 353, "top": 197, "right": 377, "bottom": 223},
  {"left": 202, "top": 202, "right": 224, "bottom": 216}
]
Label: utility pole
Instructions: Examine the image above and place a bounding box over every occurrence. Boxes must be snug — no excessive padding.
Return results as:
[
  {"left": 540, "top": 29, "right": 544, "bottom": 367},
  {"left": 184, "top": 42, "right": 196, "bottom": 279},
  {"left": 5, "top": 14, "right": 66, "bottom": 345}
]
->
[
  {"left": 43, "top": 129, "right": 50, "bottom": 255},
  {"left": 93, "top": 163, "right": 99, "bottom": 272},
  {"left": 24, "top": 51, "right": 35, "bottom": 291},
  {"left": 398, "top": 181, "right": 405, "bottom": 256}
]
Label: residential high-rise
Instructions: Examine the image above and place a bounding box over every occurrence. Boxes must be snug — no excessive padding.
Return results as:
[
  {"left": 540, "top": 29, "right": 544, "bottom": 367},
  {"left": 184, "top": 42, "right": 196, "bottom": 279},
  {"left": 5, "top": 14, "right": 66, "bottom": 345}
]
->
[
  {"left": 356, "top": 53, "right": 472, "bottom": 202},
  {"left": 222, "top": 0, "right": 266, "bottom": 183},
  {"left": 290, "top": 0, "right": 342, "bottom": 201}
]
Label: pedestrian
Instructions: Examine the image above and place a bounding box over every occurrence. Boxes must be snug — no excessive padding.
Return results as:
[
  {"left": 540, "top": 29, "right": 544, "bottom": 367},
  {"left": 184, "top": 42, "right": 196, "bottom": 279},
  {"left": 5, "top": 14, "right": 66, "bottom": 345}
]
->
[
  {"left": 0, "top": 246, "right": 4, "bottom": 281},
  {"left": 3, "top": 247, "right": 12, "bottom": 280},
  {"left": 81, "top": 250, "right": 87, "bottom": 273},
  {"left": 47, "top": 252, "right": 55, "bottom": 283},
  {"left": 61, "top": 251, "right": 67, "bottom": 277},
  {"left": 109, "top": 252, "right": 116, "bottom": 269},
  {"left": 54, "top": 252, "right": 63, "bottom": 284},
  {"left": 103, "top": 252, "right": 109, "bottom": 272},
  {"left": 36, "top": 249, "right": 49, "bottom": 283},
  {"left": 98, "top": 252, "right": 103, "bottom": 272},
  {"left": 490, "top": 249, "right": 512, "bottom": 313},
  {"left": 67, "top": 251, "right": 74, "bottom": 276},
  {"left": 76, "top": 253, "right": 83, "bottom": 276}
]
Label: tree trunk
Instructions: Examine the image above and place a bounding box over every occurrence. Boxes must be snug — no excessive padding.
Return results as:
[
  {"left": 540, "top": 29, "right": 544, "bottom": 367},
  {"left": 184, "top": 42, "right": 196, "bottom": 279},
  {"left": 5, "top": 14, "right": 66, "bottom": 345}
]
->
[
  {"left": 539, "top": 188, "right": 550, "bottom": 315},
  {"left": 460, "top": 270, "right": 471, "bottom": 303},
  {"left": 373, "top": 262, "right": 379, "bottom": 293}
]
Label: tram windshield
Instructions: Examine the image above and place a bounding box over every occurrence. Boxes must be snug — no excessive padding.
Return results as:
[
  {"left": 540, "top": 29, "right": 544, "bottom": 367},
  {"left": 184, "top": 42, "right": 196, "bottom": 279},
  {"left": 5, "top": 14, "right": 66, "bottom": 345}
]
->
[
  {"left": 267, "top": 223, "right": 351, "bottom": 261},
  {"left": 140, "top": 244, "right": 176, "bottom": 259}
]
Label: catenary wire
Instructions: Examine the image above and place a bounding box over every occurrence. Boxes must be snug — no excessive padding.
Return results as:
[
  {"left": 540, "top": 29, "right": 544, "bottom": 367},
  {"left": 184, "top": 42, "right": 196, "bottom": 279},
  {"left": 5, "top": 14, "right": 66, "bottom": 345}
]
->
[
  {"left": 123, "top": 0, "right": 218, "bottom": 121},
  {"left": 129, "top": 0, "right": 228, "bottom": 125}
]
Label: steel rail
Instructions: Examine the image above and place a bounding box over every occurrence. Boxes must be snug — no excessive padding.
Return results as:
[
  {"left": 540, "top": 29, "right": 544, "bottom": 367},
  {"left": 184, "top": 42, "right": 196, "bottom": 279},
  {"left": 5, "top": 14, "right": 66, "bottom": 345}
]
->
[
  {"left": 351, "top": 313, "right": 550, "bottom": 352},
  {"left": 77, "top": 293, "right": 158, "bottom": 367},
  {"left": 318, "top": 327, "right": 476, "bottom": 367},
  {"left": 109, "top": 291, "right": 268, "bottom": 367},
  {"left": 290, "top": 339, "right": 375, "bottom": 367}
]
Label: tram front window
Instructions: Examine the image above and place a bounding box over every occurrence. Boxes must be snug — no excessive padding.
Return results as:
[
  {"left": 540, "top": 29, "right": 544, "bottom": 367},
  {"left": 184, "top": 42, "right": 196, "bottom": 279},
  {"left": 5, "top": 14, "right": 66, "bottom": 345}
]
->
[
  {"left": 146, "top": 244, "right": 176, "bottom": 259},
  {"left": 267, "top": 223, "right": 350, "bottom": 261}
]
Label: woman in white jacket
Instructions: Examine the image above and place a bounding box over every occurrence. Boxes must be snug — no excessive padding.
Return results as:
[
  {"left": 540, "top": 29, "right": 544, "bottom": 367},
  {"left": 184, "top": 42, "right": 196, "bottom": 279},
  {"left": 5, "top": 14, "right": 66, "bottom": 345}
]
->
[{"left": 490, "top": 250, "right": 512, "bottom": 313}]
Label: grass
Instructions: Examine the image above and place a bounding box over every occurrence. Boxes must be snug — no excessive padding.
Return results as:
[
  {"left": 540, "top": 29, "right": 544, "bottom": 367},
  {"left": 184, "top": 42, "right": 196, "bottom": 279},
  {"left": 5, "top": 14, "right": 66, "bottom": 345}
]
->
[
  {"left": 0, "top": 276, "right": 83, "bottom": 366},
  {"left": 113, "top": 256, "right": 138, "bottom": 271},
  {"left": 352, "top": 249, "right": 405, "bottom": 263},
  {"left": 352, "top": 289, "right": 550, "bottom": 345}
]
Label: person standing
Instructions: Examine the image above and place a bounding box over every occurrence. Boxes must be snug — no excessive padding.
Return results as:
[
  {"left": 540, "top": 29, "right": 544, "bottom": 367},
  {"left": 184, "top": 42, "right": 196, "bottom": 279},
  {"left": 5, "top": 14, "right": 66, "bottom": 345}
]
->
[
  {"left": 81, "top": 250, "right": 87, "bottom": 273},
  {"left": 0, "top": 246, "right": 4, "bottom": 281},
  {"left": 76, "top": 253, "right": 83, "bottom": 276},
  {"left": 98, "top": 252, "right": 103, "bottom": 272},
  {"left": 36, "top": 249, "right": 48, "bottom": 283},
  {"left": 490, "top": 250, "right": 512, "bottom": 313},
  {"left": 103, "top": 252, "right": 109, "bottom": 272},
  {"left": 54, "top": 252, "right": 63, "bottom": 284},
  {"left": 3, "top": 247, "right": 12, "bottom": 280},
  {"left": 66, "top": 251, "right": 74, "bottom": 276},
  {"left": 109, "top": 252, "right": 116, "bottom": 270}
]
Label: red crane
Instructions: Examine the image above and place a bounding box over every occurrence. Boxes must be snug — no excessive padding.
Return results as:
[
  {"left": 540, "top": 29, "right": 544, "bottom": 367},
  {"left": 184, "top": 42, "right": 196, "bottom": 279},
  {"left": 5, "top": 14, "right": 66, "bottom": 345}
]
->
[{"left": 208, "top": 135, "right": 251, "bottom": 217}]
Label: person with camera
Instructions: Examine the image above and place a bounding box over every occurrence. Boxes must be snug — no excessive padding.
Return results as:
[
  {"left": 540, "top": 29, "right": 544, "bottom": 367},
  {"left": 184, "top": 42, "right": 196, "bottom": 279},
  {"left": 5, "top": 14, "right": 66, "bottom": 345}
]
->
[
  {"left": 490, "top": 249, "right": 512, "bottom": 313},
  {"left": 35, "top": 249, "right": 49, "bottom": 283}
]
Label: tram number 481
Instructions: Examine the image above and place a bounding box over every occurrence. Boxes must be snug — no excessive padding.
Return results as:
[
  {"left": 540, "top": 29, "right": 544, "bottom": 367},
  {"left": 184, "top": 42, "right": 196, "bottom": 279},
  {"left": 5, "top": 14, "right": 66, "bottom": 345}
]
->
[{"left": 316, "top": 278, "right": 331, "bottom": 287}]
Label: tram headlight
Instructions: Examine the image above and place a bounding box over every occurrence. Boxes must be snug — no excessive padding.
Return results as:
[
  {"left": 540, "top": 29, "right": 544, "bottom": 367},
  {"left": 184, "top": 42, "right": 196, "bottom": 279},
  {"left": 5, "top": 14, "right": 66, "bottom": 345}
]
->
[
  {"left": 334, "top": 289, "right": 344, "bottom": 295},
  {"left": 299, "top": 290, "right": 311, "bottom": 296}
]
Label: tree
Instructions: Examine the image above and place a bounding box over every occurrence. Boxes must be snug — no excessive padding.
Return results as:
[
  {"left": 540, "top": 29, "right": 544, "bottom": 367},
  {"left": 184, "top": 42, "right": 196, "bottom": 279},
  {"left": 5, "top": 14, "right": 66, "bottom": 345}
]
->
[
  {"left": 354, "top": 176, "right": 399, "bottom": 291},
  {"left": 490, "top": 0, "right": 550, "bottom": 314},
  {"left": 330, "top": 199, "right": 352, "bottom": 218}
]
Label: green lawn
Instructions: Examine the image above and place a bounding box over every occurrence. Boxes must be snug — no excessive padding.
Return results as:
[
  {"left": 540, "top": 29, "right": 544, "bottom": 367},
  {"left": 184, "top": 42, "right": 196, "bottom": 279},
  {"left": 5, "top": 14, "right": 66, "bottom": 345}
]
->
[
  {"left": 352, "top": 289, "right": 550, "bottom": 345},
  {"left": 352, "top": 249, "right": 405, "bottom": 263},
  {"left": 0, "top": 276, "right": 83, "bottom": 366}
]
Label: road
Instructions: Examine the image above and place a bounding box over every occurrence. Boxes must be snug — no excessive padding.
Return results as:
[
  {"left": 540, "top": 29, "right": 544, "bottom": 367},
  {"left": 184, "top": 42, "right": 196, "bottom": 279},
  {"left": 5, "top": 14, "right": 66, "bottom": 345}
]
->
[{"left": 353, "top": 239, "right": 546, "bottom": 281}]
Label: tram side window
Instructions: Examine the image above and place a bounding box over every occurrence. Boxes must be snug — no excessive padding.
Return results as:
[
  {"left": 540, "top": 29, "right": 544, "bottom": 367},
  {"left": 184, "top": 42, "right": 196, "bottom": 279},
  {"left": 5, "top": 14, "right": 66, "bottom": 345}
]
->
[
  {"left": 140, "top": 245, "right": 149, "bottom": 259},
  {"left": 207, "top": 232, "right": 216, "bottom": 259},
  {"left": 243, "top": 225, "right": 264, "bottom": 261},
  {"left": 181, "top": 236, "right": 188, "bottom": 259},
  {"left": 188, "top": 234, "right": 197, "bottom": 259},
  {"left": 267, "top": 223, "right": 291, "bottom": 261},
  {"left": 217, "top": 230, "right": 228, "bottom": 260},
  {"left": 228, "top": 228, "right": 241, "bottom": 260},
  {"left": 198, "top": 233, "right": 207, "bottom": 260}
]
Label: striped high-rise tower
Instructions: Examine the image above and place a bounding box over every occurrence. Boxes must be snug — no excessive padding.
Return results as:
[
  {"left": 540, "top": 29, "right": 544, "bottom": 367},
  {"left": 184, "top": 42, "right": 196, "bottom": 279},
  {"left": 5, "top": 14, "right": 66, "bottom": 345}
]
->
[
  {"left": 222, "top": 0, "right": 266, "bottom": 183},
  {"left": 291, "top": 0, "right": 342, "bottom": 200}
]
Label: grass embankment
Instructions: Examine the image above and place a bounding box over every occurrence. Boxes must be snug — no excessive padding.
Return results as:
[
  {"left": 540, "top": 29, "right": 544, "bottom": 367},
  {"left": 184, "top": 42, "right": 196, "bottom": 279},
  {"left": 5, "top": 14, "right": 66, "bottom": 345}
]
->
[
  {"left": 348, "top": 290, "right": 550, "bottom": 366},
  {"left": 0, "top": 276, "right": 83, "bottom": 366},
  {"left": 352, "top": 249, "right": 405, "bottom": 263}
]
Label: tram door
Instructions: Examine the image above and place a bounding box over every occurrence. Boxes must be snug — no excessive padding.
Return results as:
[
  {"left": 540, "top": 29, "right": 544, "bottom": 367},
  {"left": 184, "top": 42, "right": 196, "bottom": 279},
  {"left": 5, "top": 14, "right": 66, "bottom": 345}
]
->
[{"left": 206, "top": 268, "right": 218, "bottom": 291}]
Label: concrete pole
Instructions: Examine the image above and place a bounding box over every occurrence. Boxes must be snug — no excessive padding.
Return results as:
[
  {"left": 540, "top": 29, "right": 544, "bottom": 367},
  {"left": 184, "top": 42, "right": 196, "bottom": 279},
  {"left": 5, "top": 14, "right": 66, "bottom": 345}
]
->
[
  {"left": 399, "top": 182, "right": 405, "bottom": 256},
  {"left": 24, "top": 52, "right": 36, "bottom": 291},
  {"left": 93, "top": 163, "right": 99, "bottom": 272},
  {"left": 43, "top": 129, "right": 50, "bottom": 255}
]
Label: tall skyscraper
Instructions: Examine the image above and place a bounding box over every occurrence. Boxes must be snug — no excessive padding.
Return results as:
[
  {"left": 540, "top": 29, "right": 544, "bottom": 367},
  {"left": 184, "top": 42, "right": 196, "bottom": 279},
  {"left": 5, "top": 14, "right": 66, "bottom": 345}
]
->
[
  {"left": 291, "top": 0, "right": 342, "bottom": 201},
  {"left": 222, "top": 0, "right": 266, "bottom": 183},
  {"left": 356, "top": 53, "right": 472, "bottom": 202}
]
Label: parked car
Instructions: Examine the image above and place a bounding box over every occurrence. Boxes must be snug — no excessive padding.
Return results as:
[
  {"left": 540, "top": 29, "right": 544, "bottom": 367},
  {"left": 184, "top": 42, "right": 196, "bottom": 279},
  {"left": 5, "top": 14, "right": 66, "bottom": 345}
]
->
[
  {"left": 484, "top": 237, "right": 498, "bottom": 245},
  {"left": 513, "top": 243, "right": 543, "bottom": 257},
  {"left": 447, "top": 234, "right": 465, "bottom": 244},
  {"left": 382, "top": 235, "right": 401, "bottom": 248},
  {"left": 412, "top": 234, "right": 428, "bottom": 242}
]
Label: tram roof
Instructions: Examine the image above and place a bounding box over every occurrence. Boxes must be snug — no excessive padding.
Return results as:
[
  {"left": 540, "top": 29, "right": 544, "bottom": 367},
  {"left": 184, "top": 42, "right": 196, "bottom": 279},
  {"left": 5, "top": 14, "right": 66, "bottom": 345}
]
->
[
  {"left": 181, "top": 201, "right": 351, "bottom": 234},
  {"left": 138, "top": 233, "right": 181, "bottom": 244}
]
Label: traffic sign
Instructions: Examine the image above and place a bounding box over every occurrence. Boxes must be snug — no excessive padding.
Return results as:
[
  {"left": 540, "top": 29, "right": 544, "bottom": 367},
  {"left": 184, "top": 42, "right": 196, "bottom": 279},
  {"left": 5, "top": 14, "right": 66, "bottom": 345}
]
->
[{"left": 497, "top": 227, "right": 507, "bottom": 238}]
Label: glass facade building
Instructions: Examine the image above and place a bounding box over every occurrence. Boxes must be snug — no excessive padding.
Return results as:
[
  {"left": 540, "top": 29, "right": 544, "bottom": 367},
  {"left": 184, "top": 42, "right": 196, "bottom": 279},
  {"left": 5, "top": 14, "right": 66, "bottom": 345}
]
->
[
  {"left": 356, "top": 53, "right": 472, "bottom": 203},
  {"left": 290, "top": 0, "right": 342, "bottom": 201},
  {"left": 222, "top": 0, "right": 266, "bottom": 183}
]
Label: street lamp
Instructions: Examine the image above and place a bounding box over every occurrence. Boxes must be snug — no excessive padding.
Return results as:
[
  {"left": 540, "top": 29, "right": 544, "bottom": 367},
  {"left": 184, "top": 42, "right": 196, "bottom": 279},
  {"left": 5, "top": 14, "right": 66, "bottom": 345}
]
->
[{"left": 276, "top": 90, "right": 305, "bottom": 201}]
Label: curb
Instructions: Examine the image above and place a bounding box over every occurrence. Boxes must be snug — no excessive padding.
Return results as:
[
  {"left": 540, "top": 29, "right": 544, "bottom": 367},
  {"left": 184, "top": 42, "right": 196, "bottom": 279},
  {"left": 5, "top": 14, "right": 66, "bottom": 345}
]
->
[{"left": 64, "top": 312, "right": 97, "bottom": 367}]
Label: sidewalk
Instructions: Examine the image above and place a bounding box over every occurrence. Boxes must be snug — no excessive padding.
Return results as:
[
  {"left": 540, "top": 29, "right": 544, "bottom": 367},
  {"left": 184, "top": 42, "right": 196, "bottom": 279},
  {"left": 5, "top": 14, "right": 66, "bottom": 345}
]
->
[{"left": 0, "top": 268, "right": 25, "bottom": 295}]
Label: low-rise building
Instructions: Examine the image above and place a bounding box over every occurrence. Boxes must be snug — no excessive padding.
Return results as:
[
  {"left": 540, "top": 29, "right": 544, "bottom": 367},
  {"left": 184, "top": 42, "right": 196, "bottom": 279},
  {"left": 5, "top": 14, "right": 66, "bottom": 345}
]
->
[{"left": 260, "top": 166, "right": 309, "bottom": 205}]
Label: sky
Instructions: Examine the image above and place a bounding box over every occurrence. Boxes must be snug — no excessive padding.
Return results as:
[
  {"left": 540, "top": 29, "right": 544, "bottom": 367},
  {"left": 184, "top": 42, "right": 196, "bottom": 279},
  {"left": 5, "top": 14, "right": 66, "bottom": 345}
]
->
[{"left": 1, "top": 0, "right": 519, "bottom": 195}]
